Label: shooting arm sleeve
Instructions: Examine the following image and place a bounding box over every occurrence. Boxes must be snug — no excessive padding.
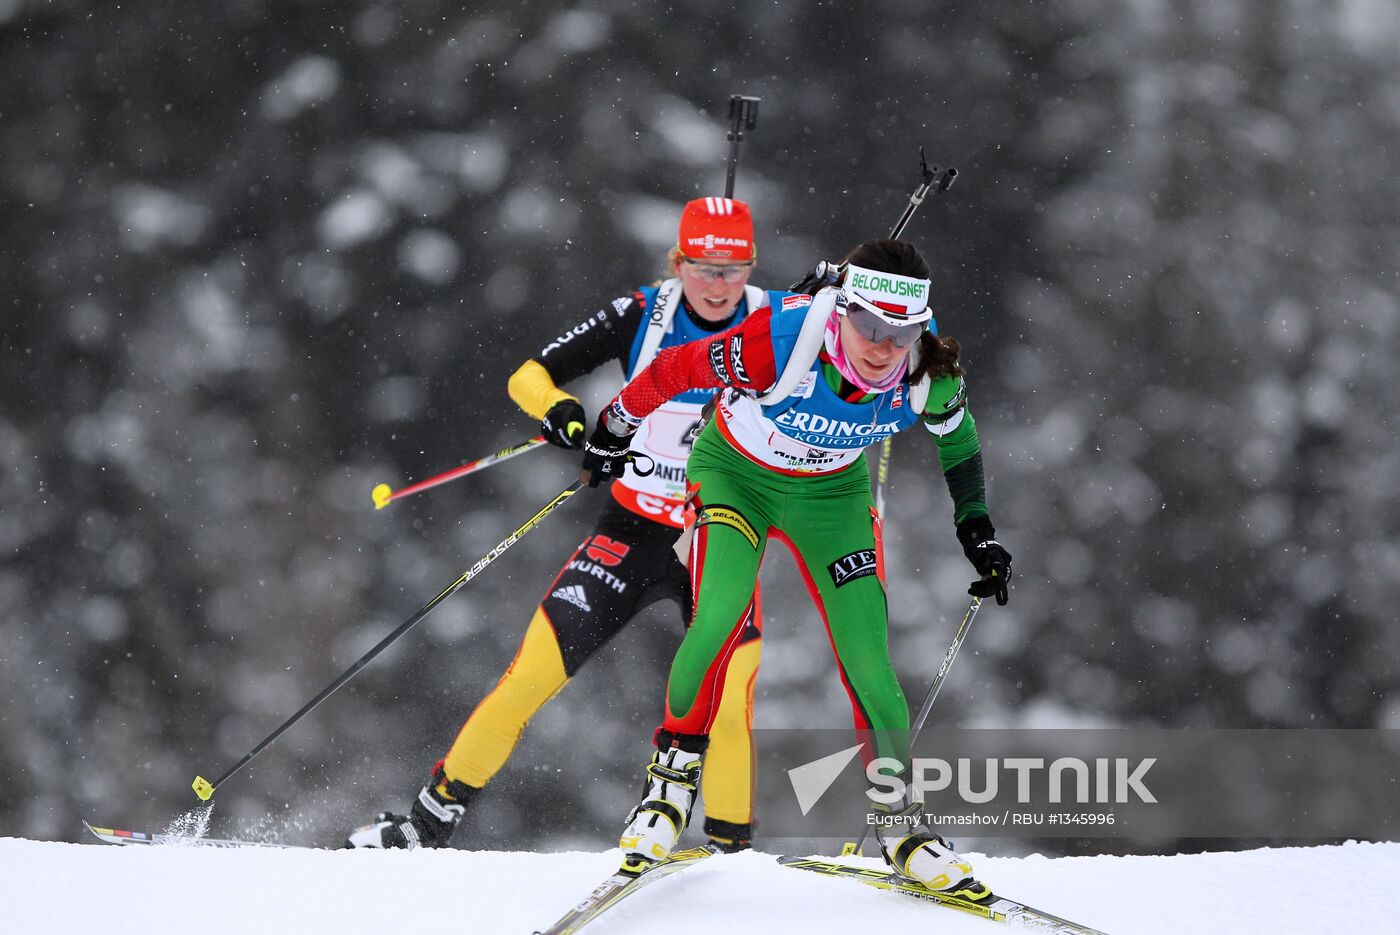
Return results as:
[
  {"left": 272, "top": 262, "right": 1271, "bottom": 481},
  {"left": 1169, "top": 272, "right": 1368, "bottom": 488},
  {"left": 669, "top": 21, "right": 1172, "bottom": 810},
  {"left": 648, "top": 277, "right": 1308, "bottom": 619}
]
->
[
  {"left": 610, "top": 308, "right": 779, "bottom": 425},
  {"left": 508, "top": 295, "right": 643, "bottom": 420},
  {"left": 507, "top": 360, "right": 574, "bottom": 421},
  {"left": 921, "top": 374, "right": 989, "bottom": 525}
]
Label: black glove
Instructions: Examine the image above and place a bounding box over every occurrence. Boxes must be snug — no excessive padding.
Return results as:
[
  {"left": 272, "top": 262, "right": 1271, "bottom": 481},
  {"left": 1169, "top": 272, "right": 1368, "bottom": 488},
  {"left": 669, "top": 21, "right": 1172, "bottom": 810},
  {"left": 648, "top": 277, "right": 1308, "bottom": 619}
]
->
[
  {"left": 956, "top": 516, "right": 1013, "bottom": 606},
  {"left": 580, "top": 415, "right": 633, "bottom": 488},
  {"left": 541, "top": 399, "right": 587, "bottom": 450}
]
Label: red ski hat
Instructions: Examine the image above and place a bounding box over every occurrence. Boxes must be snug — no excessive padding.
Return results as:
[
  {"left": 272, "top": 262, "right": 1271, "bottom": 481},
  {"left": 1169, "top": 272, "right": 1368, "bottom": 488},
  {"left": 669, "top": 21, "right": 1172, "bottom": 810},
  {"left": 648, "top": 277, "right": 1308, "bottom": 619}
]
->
[{"left": 677, "top": 197, "right": 755, "bottom": 261}]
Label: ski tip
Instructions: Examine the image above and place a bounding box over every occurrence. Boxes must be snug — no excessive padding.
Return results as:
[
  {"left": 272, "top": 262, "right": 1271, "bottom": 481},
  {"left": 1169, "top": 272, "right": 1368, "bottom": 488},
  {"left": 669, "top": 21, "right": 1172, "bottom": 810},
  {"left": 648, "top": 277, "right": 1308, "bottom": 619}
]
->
[
  {"left": 84, "top": 821, "right": 148, "bottom": 845},
  {"left": 371, "top": 483, "right": 393, "bottom": 510},
  {"left": 192, "top": 775, "right": 215, "bottom": 801}
]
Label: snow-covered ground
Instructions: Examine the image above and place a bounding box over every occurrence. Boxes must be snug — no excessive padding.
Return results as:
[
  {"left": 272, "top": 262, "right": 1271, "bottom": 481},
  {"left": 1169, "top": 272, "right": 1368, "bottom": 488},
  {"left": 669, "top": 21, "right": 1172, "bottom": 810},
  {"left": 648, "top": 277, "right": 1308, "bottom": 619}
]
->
[{"left": 4, "top": 836, "right": 1398, "bottom": 934}]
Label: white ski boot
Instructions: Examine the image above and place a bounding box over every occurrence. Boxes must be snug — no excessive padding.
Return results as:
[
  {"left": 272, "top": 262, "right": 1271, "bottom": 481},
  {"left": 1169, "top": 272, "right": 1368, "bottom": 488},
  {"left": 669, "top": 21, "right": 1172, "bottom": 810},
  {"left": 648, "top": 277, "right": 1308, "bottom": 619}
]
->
[
  {"left": 618, "top": 734, "right": 706, "bottom": 872},
  {"left": 874, "top": 798, "right": 976, "bottom": 892}
]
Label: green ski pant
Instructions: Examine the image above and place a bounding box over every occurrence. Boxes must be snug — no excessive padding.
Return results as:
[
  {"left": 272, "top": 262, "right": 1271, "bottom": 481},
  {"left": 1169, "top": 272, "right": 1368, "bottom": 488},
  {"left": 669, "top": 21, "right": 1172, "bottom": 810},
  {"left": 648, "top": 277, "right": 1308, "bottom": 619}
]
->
[{"left": 662, "top": 422, "right": 912, "bottom": 767}]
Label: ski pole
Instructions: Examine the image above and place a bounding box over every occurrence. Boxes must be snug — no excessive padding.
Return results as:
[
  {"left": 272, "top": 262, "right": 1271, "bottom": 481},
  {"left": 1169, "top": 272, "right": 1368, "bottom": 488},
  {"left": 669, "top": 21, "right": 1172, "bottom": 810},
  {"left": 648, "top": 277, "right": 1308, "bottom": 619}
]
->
[
  {"left": 191, "top": 477, "right": 586, "bottom": 801},
  {"left": 845, "top": 596, "right": 984, "bottom": 856},
  {"left": 723, "top": 94, "right": 760, "bottom": 199},
  {"left": 370, "top": 435, "right": 548, "bottom": 509},
  {"left": 874, "top": 435, "right": 892, "bottom": 518},
  {"left": 908, "top": 596, "right": 983, "bottom": 747}
]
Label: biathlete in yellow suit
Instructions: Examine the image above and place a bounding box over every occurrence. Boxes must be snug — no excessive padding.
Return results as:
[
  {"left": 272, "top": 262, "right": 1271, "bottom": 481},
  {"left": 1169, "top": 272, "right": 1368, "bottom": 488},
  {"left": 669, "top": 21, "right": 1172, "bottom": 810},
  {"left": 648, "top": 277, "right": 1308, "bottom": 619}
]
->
[{"left": 348, "top": 198, "right": 767, "bottom": 851}]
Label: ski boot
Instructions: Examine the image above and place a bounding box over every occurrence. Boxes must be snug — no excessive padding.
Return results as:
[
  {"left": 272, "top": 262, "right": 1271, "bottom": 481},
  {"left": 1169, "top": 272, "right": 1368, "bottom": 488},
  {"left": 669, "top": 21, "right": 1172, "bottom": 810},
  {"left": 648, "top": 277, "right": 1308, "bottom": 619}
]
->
[
  {"left": 873, "top": 798, "right": 980, "bottom": 894},
  {"left": 703, "top": 817, "right": 753, "bottom": 854},
  {"left": 618, "top": 731, "right": 707, "bottom": 872},
  {"left": 345, "top": 767, "right": 475, "bottom": 850}
]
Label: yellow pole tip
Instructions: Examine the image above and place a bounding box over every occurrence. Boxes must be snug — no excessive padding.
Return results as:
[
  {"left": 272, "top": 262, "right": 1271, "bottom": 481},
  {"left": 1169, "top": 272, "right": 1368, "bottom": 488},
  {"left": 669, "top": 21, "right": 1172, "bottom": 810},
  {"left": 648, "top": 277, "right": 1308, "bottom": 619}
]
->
[
  {"left": 192, "top": 776, "right": 215, "bottom": 801},
  {"left": 371, "top": 483, "right": 393, "bottom": 510}
]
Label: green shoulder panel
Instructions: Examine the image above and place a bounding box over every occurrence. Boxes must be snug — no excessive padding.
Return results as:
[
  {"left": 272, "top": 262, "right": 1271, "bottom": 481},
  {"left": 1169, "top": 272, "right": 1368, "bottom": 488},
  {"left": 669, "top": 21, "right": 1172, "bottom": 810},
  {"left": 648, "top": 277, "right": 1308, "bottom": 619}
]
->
[
  {"left": 921, "top": 375, "right": 979, "bottom": 470},
  {"left": 921, "top": 373, "right": 967, "bottom": 420}
]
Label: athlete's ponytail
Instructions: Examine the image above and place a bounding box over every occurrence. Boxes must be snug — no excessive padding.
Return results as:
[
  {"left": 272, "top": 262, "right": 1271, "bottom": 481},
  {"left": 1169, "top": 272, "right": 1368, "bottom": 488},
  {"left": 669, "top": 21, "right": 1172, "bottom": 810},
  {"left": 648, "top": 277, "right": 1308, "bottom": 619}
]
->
[{"left": 909, "top": 332, "right": 962, "bottom": 384}]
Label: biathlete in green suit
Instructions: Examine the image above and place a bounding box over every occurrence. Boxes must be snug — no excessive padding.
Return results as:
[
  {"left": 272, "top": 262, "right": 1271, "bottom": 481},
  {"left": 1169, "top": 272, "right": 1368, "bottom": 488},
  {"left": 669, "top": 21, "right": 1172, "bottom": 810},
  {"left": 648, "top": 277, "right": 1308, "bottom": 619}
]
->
[{"left": 580, "top": 238, "right": 1014, "bottom": 892}]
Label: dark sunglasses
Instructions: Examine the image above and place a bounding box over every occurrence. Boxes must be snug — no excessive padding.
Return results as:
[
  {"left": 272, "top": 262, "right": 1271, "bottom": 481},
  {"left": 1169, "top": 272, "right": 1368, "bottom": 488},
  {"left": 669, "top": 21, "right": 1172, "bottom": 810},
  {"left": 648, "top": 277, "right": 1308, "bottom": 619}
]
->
[{"left": 844, "top": 302, "right": 926, "bottom": 348}]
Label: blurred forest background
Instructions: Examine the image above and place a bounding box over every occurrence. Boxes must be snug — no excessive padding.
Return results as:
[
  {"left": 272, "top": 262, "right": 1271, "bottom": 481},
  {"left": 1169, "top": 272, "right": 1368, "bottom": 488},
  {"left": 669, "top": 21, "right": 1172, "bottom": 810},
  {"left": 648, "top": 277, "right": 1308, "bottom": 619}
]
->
[{"left": 2, "top": 0, "right": 1397, "bottom": 856}]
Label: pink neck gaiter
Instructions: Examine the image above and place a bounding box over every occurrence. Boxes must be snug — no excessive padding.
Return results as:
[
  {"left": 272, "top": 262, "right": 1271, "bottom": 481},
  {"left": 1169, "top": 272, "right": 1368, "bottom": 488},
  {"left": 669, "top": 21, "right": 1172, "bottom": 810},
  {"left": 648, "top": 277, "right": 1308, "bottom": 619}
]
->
[{"left": 823, "top": 311, "right": 908, "bottom": 394}]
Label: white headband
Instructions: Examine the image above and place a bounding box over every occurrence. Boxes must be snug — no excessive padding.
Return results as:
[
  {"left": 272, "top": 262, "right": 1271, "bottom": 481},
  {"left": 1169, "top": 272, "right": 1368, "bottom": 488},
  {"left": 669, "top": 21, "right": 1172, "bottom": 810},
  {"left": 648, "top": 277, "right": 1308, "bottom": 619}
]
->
[{"left": 843, "top": 264, "right": 933, "bottom": 325}]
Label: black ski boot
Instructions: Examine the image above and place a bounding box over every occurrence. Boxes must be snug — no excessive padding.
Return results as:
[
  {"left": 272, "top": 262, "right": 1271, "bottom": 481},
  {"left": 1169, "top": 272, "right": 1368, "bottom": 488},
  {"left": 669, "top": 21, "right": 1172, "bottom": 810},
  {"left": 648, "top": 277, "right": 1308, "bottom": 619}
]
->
[
  {"left": 346, "top": 767, "right": 476, "bottom": 850},
  {"left": 703, "top": 817, "right": 752, "bottom": 853}
]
